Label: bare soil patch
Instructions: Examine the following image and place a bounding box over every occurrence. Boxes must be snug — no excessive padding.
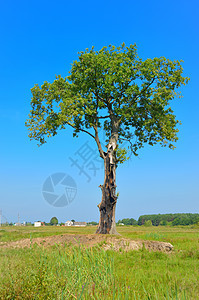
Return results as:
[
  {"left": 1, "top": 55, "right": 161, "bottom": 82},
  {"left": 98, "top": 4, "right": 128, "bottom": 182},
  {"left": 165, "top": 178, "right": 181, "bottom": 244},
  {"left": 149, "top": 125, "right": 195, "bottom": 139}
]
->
[{"left": 0, "top": 233, "right": 173, "bottom": 252}]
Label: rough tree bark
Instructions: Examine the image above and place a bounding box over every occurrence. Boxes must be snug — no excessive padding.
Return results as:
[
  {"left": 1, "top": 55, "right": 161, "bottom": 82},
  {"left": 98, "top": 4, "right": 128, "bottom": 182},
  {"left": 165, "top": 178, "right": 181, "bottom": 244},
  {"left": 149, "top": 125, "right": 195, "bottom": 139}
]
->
[
  {"left": 96, "top": 111, "right": 119, "bottom": 234},
  {"left": 96, "top": 143, "right": 118, "bottom": 234}
]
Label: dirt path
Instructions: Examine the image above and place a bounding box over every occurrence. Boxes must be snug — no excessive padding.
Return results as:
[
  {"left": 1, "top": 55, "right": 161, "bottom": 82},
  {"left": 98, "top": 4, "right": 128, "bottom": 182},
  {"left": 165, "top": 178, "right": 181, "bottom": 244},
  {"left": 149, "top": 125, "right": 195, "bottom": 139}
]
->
[{"left": 0, "top": 234, "right": 173, "bottom": 252}]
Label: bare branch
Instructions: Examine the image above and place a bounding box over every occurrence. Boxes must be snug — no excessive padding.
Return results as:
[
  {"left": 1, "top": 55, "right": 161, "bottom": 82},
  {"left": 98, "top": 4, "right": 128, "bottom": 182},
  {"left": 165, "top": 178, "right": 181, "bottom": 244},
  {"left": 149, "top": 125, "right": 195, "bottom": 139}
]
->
[
  {"left": 84, "top": 112, "right": 110, "bottom": 119},
  {"left": 92, "top": 90, "right": 104, "bottom": 102},
  {"left": 93, "top": 125, "right": 105, "bottom": 159},
  {"left": 67, "top": 120, "right": 105, "bottom": 159},
  {"left": 97, "top": 115, "right": 110, "bottom": 119},
  {"left": 134, "top": 76, "right": 156, "bottom": 102},
  {"left": 65, "top": 121, "right": 95, "bottom": 139}
]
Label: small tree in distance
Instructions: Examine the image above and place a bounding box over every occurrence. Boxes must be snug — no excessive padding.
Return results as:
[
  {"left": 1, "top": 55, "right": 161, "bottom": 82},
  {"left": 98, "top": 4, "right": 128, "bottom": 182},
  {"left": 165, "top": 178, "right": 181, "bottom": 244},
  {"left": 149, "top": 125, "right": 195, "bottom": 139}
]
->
[
  {"left": 50, "top": 217, "right": 58, "bottom": 226},
  {"left": 26, "top": 44, "right": 189, "bottom": 234}
]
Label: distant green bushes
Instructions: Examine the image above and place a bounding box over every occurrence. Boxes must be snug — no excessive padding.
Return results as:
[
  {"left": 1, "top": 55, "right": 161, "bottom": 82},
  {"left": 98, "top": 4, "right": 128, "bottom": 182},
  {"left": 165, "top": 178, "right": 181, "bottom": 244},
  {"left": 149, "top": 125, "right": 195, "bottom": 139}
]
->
[
  {"left": 117, "top": 218, "right": 138, "bottom": 225},
  {"left": 138, "top": 213, "right": 199, "bottom": 226},
  {"left": 116, "top": 214, "right": 199, "bottom": 226},
  {"left": 87, "top": 221, "right": 98, "bottom": 225}
]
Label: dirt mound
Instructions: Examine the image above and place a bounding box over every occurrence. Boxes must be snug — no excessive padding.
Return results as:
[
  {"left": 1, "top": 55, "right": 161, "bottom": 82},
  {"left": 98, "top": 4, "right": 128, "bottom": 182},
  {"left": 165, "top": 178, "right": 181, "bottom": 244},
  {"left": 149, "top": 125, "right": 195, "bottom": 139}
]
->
[
  {"left": 0, "top": 234, "right": 173, "bottom": 252},
  {"left": 102, "top": 237, "right": 173, "bottom": 252}
]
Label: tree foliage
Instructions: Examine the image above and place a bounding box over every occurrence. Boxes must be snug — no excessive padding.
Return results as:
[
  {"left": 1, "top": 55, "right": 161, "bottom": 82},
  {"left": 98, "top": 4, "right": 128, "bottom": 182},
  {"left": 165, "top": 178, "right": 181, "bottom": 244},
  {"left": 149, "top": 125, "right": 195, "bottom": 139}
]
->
[
  {"left": 50, "top": 217, "right": 58, "bottom": 225},
  {"left": 117, "top": 218, "right": 137, "bottom": 225},
  {"left": 26, "top": 43, "right": 189, "bottom": 160},
  {"left": 87, "top": 221, "right": 98, "bottom": 225},
  {"left": 138, "top": 213, "right": 199, "bottom": 226}
]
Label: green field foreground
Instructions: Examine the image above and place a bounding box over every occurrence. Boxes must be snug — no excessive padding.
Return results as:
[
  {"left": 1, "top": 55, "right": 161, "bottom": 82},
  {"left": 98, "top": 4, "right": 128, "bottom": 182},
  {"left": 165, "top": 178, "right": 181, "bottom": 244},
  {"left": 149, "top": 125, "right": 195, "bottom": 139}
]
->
[{"left": 0, "top": 225, "right": 198, "bottom": 299}]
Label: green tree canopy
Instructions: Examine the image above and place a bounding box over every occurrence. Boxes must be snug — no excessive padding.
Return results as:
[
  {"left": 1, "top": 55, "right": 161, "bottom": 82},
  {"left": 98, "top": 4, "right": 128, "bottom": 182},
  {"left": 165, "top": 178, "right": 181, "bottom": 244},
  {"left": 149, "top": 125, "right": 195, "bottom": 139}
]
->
[
  {"left": 117, "top": 218, "right": 137, "bottom": 225},
  {"left": 50, "top": 217, "right": 58, "bottom": 226},
  {"left": 26, "top": 43, "right": 189, "bottom": 157},
  {"left": 138, "top": 213, "right": 199, "bottom": 226}
]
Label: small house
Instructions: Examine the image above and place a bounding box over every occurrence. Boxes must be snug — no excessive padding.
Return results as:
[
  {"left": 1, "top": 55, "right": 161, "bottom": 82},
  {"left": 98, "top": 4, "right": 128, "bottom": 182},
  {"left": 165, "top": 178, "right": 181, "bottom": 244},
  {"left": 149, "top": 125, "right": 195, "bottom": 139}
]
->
[
  {"left": 34, "top": 221, "right": 41, "bottom": 227},
  {"left": 65, "top": 220, "right": 73, "bottom": 226},
  {"left": 73, "top": 222, "right": 87, "bottom": 227}
]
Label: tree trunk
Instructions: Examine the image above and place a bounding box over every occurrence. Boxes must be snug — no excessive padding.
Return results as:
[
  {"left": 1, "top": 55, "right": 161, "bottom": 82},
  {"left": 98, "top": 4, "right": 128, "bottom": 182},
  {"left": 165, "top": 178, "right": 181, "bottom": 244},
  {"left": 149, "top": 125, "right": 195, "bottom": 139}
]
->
[{"left": 96, "top": 146, "right": 118, "bottom": 234}]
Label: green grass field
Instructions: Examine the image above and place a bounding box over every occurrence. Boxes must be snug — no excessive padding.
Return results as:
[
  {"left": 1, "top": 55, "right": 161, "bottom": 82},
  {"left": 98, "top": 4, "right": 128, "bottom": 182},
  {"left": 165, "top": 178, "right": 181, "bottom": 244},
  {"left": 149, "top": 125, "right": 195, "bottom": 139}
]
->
[{"left": 0, "top": 225, "right": 198, "bottom": 299}]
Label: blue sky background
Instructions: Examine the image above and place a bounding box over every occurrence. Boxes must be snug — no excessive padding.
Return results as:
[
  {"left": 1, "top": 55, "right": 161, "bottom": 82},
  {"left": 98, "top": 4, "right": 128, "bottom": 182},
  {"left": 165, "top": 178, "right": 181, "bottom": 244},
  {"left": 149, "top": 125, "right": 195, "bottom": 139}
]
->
[{"left": 0, "top": 0, "right": 198, "bottom": 224}]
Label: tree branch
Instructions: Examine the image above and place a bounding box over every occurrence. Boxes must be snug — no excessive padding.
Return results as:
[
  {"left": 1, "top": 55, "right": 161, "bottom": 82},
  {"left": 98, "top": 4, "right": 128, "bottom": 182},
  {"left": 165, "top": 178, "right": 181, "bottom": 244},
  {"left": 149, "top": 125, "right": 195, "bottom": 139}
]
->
[
  {"left": 118, "top": 76, "right": 156, "bottom": 123},
  {"left": 92, "top": 90, "right": 104, "bottom": 102},
  {"left": 93, "top": 125, "right": 105, "bottom": 159},
  {"left": 66, "top": 120, "right": 105, "bottom": 159},
  {"left": 81, "top": 103, "right": 110, "bottom": 120},
  {"left": 84, "top": 112, "right": 110, "bottom": 119},
  {"left": 134, "top": 76, "right": 156, "bottom": 102},
  {"left": 65, "top": 121, "right": 96, "bottom": 139}
]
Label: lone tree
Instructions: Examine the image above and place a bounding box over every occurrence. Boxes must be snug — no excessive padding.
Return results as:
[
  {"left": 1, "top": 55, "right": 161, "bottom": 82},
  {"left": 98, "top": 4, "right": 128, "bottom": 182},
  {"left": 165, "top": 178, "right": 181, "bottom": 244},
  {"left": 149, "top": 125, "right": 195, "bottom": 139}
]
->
[
  {"left": 50, "top": 217, "right": 58, "bottom": 226},
  {"left": 26, "top": 44, "right": 189, "bottom": 234}
]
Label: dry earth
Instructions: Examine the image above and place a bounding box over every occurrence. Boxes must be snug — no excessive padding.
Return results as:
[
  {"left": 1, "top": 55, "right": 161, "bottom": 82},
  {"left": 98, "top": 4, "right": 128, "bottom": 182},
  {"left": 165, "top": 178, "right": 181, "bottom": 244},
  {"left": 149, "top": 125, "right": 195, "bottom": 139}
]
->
[{"left": 0, "top": 234, "right": 173, "bottom": 252}]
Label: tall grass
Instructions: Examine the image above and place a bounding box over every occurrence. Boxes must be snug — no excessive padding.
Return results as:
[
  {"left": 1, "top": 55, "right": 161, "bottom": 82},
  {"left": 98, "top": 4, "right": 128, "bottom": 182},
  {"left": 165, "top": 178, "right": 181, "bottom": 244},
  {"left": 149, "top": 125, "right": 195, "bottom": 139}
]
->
[
  {"left": 0, "top": 226, "right": 199, "bottom": 299},
  {"left": 0, "top": 244, "right": 116, "bottom": 299}
]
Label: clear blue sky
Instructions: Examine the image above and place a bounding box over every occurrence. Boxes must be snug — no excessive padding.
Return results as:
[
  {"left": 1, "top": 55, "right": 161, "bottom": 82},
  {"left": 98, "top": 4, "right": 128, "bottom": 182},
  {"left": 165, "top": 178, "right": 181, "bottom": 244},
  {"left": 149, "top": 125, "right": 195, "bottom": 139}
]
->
[{"left": 0, "top": 0, "right": 198, "bottom": 224}]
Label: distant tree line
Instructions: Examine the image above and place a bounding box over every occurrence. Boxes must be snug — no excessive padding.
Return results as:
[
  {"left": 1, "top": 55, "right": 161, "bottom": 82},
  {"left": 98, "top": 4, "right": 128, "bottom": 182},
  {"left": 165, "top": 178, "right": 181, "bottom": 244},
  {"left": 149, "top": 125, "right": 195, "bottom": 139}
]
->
[
  {"left": 116, "top": 214, "right": 199, "bottom": 226},
  {"left": 3, "top": 214, "right": 199, "bottom": 227},
  {"left": 87, "top": 221, "right": 98, "bottom": 226},
  {"left": 137, "top": 213, "right": 199, "bottom": 226},
  {"left": 117, "top": 218, "right": 138, "bottom": 225}
]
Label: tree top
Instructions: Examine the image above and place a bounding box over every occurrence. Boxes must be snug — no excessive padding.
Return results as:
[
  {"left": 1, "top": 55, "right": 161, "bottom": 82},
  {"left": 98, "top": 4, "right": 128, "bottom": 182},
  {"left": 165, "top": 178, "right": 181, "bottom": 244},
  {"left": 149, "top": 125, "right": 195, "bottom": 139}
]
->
[{"left": 26, "top": 43, "right": 189, "bottom": 158}]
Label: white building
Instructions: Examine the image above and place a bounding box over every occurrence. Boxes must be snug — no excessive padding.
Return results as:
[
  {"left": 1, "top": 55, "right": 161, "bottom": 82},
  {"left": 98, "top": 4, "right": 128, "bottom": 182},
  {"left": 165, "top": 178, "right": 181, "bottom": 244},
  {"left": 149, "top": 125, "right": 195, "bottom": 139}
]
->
[
  {"left": 65, "top": 221, "right": 87, "bottom": 227},
  {"left": 73, "top": 222, "right": 87, "bottom": 227},
  {"left": 34, "top": 221, "right": 42, "bottom": 227},
  {"left": 65, "top": 220, "right": 73, "bottom": 226},
  {"left": 14, "top": 223, "right": 22, "bottom": 226}
]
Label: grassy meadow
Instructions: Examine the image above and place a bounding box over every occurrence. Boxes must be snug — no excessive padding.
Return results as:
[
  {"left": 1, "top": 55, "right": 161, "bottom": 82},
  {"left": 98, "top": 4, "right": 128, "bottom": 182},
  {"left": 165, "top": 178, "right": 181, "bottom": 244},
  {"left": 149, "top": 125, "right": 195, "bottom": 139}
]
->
[{"left": 0, "top": 225, "right": 198, "bottom": 299}]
